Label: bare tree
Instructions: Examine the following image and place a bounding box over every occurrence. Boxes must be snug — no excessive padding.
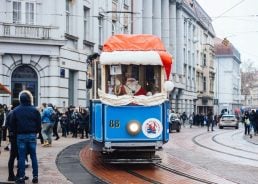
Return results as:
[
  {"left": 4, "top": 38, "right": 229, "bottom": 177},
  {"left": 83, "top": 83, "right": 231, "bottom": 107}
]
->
[{"left": 241, "top": 61, "right": 257, "bottom": 106}]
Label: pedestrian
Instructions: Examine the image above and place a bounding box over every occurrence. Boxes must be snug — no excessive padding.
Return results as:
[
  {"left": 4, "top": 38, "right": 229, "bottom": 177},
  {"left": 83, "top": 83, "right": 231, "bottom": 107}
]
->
[
  {"left": 2, "top": 104, "right": 9, "bottom": 142},
  {"left": 249, "top": 109, "right": 256, "bottom": 138},
  {"left": 243, "top": 111, "right": 250, "bottom": 135},
  {"left": 0, "top": 104, "right": 5, "bottom": 147},
  {"left": 41, "top": 103, "right": 55, "bottom": 147},
  {"left": 5, "top": 107, "right": 27, "bottom": 182},
  {"left": 207, "top": 110, "right": 214, "bottom": 131},
  {"left": 181, "top": 112, "right": 187, "bottom": 127},
  {"left": 60, "top": 112, "right": 68, "bottom": 137},
  {"left": 189, "top": 113, "right": 194, "bottom": 128},
  {"left": 52, "top": 106, "right": 60, "bottom": 141},
  {"left": 79, "top": 108, "right": 89, "bottom": 139},
  {"left": 71, "top": 108, "right": 81, "bottom": 138},
  {"left": 9, "top": 90, "right": 41, "bottom": 184}
]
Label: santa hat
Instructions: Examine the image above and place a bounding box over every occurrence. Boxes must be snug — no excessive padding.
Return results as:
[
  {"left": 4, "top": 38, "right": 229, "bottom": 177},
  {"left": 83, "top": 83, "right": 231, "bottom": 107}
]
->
[{"left": 100, "top": 34, "right": 173, "bottom": 80}]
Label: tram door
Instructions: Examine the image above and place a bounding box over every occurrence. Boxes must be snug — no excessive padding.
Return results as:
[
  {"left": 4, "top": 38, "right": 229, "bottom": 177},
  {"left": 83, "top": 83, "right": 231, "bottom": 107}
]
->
[{"left": 11, "top": 66, "right": 38, "bottom": 107}]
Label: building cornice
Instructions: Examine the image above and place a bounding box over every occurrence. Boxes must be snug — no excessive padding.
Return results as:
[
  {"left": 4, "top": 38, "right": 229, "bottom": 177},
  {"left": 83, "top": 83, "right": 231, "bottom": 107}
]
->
[{"left": 0, "top": 37, "right": 65, "bottom": 46}]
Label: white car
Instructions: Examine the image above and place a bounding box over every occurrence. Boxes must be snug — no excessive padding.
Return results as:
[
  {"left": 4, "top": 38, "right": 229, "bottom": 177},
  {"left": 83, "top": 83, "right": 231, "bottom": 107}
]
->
[{"left": 218, "top": 114, "right": 239, "bottom": 129}]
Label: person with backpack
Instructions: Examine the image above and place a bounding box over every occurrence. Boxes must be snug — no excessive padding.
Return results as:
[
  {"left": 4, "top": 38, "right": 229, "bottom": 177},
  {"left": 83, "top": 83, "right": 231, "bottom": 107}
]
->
[
  {"left": 79, "top": 108, "right": 89, "bottom": 139},
  {"left": 71, "top": 108, "right": 81, "bottom": 138},
  {"left": 52, "top": 106, "right": 60, "bottom": 141},
  {"left": 60, "top": 112, "right": 68, "bottom": 137},
  {"left": 41, "top": 103, "right": 55, "bottom": 147}
]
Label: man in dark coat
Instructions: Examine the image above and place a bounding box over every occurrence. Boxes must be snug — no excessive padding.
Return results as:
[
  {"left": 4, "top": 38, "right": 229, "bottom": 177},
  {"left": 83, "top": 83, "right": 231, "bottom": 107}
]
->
[
  {"left": 207, "top": 110, "right": 214, "bottom": 131},
  {"left": 10, "top": 90, "right": 41, "bottom": 184}
]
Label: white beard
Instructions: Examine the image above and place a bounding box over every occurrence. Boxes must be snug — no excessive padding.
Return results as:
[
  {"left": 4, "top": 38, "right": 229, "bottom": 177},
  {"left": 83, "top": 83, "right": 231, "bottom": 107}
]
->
[{"left": 125, "top": 81, "right": 141, "bottom": 95}]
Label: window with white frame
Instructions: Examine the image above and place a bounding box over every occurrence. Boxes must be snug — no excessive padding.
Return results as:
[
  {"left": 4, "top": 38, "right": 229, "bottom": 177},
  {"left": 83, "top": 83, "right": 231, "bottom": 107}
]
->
[
  {"left": 13, "top": 1, "right": 22, "bottom": 24},
  {"left": 112, "top": 20, "right": 116, "bottom": 35},
  {"left": 25, "top": 2, "right": 35, "bottom": 24},
  {"left": 66, "top": 0, "right": 71, "bottom": 34},
  {"left": 13, "top": 1, "right": 36, "bottom": 24},
  {"left": 98, "top": 14, "right": 104, "bottom": 45},
  {"left": 203, "top": 76, "right": 206, "bottom": 91},
  {"left": 203, "top": 53, "right": 207, "bottom": 66},
  {"left": 83, "top": 6, "right": 90, "bottom": 40}
]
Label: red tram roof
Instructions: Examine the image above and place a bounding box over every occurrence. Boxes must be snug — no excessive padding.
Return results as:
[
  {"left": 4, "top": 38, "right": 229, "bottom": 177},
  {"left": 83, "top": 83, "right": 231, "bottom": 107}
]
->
[{"left": 102, "top": 34, "right": 173, "bottom": 80}]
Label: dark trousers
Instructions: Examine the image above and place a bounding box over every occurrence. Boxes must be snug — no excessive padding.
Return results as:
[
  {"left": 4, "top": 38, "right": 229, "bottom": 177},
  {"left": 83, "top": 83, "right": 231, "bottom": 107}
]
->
[
  {"left": 17, "top": 134, "right": 38, "bottom": 179},
  {"left": 207, "top": 121, "right": 214, "bottom": 131},
  {"left": 0, "top": 127, "right": 2, "bottom": 147},
  {"left": 72, "top": 123, "right": 78, "bottom": 138},
  {"left": 80, "top": 126, "right": 89, "bottom": 138},
  {"left": 8, "top": 138, "right": 19, "bottom": 177},
  {"left": 2, "top": 126, "right": 7, "bottom": 141},
  {"left": 53, "top": 122, "right": 59, "bottom": 138},
  {"left": 38, "top": 132, "right": 44, "bottom": 144},
  {"left": 245, "top": 124, "right": 250, "bottom": 135}
]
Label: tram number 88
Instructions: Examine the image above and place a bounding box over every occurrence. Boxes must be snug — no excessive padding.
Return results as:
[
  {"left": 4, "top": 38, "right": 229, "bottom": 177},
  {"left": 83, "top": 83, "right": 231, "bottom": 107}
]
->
[{"left": 109, "top": 120, "right": 120, "bottom": 128}]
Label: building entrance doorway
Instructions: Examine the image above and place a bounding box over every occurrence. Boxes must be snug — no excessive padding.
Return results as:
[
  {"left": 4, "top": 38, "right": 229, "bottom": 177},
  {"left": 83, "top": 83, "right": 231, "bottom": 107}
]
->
[{"left": 11, "top": 65, "right": 38, "bottom": 107}]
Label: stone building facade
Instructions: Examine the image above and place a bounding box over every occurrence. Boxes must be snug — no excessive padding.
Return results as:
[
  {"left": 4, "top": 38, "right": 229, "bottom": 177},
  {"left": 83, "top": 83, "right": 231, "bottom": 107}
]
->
[
  {"left": 0, "top": 0, "right": 132, "bottom": 107},
  {"left": 132, "top": 0, "right": 215, "bottom": 115},
  {"left": 214, "top": 38, "right": 241, "bottom": 115}
]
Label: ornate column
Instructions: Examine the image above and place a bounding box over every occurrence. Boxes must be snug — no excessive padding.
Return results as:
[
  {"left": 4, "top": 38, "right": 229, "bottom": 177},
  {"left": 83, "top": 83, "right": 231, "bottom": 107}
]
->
[
  {"left": 176, "top": 3, "right": 184, "bottom": 75},
  {"left": 170, "top": 1, "right": 177, "bottom": 73},
  {"left": 133, "top": 0, "right": 143, "bottom": 34},
  {"left": 143, "top": 0, "right": 152, "bottom": 34},
  {"left": 161, "top": 0, "right": 170, "bottom": 48},
  {"left": 153, "top": 0, "right": 161, "bottom": 37},
  {"left": 48, "top": 56, "right": 59, "bottom": 106}
]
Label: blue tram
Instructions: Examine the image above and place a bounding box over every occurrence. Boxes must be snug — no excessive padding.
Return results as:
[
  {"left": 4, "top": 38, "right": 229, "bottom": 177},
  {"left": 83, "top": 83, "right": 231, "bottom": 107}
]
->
[{"left": 88, "top": 34, "right": 174, "bottom": 163}]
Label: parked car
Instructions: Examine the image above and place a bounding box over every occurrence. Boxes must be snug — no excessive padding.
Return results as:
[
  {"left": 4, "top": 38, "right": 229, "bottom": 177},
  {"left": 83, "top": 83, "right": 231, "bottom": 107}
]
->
[
  {"left": 218, "top": 114, "right": 239, "bottom": 129},
  {"left": 169, "top": 113, "right": 181, "bottom": 133}
]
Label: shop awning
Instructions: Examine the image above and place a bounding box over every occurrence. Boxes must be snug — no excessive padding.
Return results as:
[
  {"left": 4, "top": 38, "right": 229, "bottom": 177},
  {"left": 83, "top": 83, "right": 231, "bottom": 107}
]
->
[{"left": 0, "top": 83, "right": 11, "bottom": 94}]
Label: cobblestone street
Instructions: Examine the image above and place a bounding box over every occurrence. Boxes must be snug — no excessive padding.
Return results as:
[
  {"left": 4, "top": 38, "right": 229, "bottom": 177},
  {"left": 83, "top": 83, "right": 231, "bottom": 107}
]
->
[{"left": 164, "top": 123, "right": 258, "bottom": 184}]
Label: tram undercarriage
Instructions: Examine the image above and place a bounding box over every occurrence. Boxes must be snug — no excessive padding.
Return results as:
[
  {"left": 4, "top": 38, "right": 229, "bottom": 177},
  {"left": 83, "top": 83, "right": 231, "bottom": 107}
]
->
[{"left": 92, "top": 140, "right": 162, "bottom": 164}]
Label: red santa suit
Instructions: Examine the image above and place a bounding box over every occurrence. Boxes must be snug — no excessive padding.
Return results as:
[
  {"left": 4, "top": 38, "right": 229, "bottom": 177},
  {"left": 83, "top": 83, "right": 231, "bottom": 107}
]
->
[{"left": 123, "top": 78, "right": 146, "bottom": 96}]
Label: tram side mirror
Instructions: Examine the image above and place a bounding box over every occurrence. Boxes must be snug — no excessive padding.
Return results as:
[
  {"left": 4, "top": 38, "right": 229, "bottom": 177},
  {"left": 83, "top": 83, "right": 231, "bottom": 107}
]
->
[
  {"left": 164, "top": 81, "right": 174, "bottom": 92},
  {"left": 86, "top": 79, "right": 93, "bottom": 89}
]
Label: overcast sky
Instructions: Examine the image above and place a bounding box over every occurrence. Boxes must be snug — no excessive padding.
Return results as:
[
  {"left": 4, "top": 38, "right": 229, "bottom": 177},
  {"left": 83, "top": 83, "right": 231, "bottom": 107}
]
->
[{"left": 196, "top": 0, "right": 258, "bottom": 66}]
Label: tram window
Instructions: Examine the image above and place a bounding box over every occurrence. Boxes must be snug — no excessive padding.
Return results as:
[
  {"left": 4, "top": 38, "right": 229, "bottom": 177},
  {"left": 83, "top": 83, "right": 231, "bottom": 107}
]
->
[{"left": 105, "top": 65, "right": 161, "bottom": 95}]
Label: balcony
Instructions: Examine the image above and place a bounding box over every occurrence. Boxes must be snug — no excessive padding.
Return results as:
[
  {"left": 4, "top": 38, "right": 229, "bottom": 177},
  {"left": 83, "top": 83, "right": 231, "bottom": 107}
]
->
[{"left": 0, "top": 23, "right": 56, "bottom": 39}]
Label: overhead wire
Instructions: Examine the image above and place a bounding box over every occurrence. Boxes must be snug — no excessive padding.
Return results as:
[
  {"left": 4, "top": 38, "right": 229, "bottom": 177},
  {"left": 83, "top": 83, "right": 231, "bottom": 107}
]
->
[{"left": 212, "top": 0, "right": 247, "bottom": 21}]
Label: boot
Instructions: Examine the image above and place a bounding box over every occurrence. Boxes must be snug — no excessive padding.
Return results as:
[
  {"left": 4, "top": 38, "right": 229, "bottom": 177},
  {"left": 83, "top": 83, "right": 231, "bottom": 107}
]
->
[{"left": 42, "top": 140, "right": 49, "bottom": 147}]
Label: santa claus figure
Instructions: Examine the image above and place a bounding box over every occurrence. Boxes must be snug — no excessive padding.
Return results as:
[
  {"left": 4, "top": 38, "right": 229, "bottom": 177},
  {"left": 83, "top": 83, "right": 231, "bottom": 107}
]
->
[{"left": 124, "top": 78, "right": 146, "bottom": 96}]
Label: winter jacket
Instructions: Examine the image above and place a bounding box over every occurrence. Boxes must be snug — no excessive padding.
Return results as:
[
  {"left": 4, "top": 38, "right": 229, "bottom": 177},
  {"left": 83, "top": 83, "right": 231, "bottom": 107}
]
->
[
  {"left": 10, "top": 90, "right": 41, "bottom": 134},
  {"left": 41, "top": 107, "right": 54, "bottom": 124}
]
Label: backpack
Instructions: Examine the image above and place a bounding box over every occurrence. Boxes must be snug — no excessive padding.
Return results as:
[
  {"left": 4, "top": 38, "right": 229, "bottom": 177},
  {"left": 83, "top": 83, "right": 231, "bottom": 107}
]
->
[{"left": 50, "top": 110, "right": 57, "bottom": 122}]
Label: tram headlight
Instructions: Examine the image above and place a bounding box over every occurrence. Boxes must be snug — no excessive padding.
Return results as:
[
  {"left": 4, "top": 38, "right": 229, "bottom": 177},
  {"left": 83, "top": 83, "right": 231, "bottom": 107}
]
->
[{"left": 127, "top": 121, "right": 141, "bottom": 136}]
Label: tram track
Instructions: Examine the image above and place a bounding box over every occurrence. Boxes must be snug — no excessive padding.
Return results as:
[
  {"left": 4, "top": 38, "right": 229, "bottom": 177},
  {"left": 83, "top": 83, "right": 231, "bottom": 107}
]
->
[
  {"left": 80, "top": 142, "right": 230, "bottom": 184},
  {"left": 153, "top": 163, "right": 218, "bottom": 184},
  {"left": 126, "top": 169, "right": 163, "bottom": 184},
  {"left": 192, "top": 130, "right": 258, "bottom": 162},
  {"left": 212, "top": 130, "right": 258, "bottom": 155},
  {"left": 124, "top": 163, "right": 219, "bottom": 184}
]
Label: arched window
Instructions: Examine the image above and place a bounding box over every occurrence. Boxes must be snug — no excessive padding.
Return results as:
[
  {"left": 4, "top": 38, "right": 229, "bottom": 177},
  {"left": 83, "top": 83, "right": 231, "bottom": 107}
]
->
[{"left": 11, "top": 65, "right": 38, "bottom": 107}]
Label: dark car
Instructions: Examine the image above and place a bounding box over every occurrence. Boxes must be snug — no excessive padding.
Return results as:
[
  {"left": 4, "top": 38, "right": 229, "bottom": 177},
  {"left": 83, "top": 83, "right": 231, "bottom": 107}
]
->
[{"left": 169, "top": 113, "right": 181, "bottom": 133}]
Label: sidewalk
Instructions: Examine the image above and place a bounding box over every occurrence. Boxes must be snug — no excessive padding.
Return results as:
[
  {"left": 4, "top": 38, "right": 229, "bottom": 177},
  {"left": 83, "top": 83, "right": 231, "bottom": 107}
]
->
[
  {"left": 243, "top": 133, "right": 258, "bottom": 145},
  {"left": 0, "top": 136, "right": 85, "bottom": 184}
]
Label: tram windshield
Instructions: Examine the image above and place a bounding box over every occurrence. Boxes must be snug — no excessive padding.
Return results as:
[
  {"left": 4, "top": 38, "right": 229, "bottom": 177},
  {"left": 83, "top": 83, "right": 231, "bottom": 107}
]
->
[{"left": 104, "top": 64, "right": 161, "bottom": 96}]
